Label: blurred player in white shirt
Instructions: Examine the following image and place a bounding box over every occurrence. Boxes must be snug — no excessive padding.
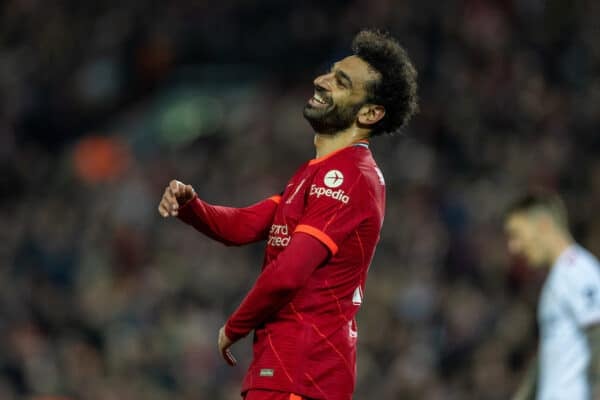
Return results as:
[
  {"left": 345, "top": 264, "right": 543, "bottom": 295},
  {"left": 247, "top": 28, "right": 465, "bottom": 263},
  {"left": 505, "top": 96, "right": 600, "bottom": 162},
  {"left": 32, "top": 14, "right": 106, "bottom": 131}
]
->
[{"left": 505, "top": 192, "right": 600, "bottom": 400}]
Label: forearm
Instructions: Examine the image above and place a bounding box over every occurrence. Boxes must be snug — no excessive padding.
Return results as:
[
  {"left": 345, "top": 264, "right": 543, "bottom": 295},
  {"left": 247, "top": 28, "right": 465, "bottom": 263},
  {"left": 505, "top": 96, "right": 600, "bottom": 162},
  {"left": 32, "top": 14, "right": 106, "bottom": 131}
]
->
[
  {"left": 225, "top": 233, "right": 329, "bottom": 341},
  {"left": 178, "top": 195, "right": 280, "bottom": 246}
]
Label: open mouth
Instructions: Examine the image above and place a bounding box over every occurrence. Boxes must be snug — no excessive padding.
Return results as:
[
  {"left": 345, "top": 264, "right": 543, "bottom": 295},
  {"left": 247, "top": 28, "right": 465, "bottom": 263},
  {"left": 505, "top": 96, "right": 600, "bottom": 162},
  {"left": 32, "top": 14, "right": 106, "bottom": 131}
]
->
[{"left": 308, "top": 92, "right": 330, "bottom": 108}]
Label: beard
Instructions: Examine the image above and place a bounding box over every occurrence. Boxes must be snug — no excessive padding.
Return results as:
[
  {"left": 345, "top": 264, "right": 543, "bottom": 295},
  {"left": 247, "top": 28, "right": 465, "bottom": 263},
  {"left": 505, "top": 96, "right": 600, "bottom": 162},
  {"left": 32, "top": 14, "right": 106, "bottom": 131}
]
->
[{"left": 303, "top": 99, "right": 364, "bottom": 135}]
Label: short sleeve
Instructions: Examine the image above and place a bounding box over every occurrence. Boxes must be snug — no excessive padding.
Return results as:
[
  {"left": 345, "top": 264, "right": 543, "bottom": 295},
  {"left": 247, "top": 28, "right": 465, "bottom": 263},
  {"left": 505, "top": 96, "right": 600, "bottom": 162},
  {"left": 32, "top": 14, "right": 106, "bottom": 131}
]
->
[
  {"left": 294, "top": 166, "right": 366, "bottom": 255},
  {"left": 559, "top": 259, "right": 600, "bottom": 328}
]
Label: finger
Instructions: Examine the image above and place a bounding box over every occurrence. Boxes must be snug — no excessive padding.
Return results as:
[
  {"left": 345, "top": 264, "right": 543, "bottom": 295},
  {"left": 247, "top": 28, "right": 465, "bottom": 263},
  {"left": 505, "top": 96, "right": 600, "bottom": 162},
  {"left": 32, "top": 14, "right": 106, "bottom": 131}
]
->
[
  {"left": 158, "top": 203, "right": 169, "bottom": 217},
  {"left": 185, "top": 184, "right": 195, "bottom": 197},
  {"left": 222, "top": 348, "right": 237, "bottom": 366},
  {"left": 160, "top": 197, "right": 172, "bottom": 213},
  {"left": 162, "top": 188, "right": 176, "bottom": 209},
  {"left": 162, "top": 201, "right": 177, "bottom": 217},
  {"left": 164, "top": 190, "right": 179, "bottom": 211},
  {"left": 168, "top": 194, "right": 179, "bottom": 210},
  {"left": 169, "top": 180, "right": 181, "bottom": 196}
]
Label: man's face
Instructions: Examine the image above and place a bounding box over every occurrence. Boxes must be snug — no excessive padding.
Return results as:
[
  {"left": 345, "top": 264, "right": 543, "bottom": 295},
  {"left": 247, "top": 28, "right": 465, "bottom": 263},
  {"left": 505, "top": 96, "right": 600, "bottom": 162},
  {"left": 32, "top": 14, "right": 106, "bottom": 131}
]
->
[
  {"left": 303, "top": 55, "right": 380, "bottom": 134},
  {"left": 504, "top": 213, "right": 549, "bottom": 268}
]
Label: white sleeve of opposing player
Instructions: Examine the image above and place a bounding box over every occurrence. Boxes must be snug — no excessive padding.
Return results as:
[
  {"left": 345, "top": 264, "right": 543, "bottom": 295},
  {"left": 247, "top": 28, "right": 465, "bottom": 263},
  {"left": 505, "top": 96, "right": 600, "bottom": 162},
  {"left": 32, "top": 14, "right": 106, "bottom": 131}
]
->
[{"left": 558, "top": 256, "right": 600, "bottom": 328}]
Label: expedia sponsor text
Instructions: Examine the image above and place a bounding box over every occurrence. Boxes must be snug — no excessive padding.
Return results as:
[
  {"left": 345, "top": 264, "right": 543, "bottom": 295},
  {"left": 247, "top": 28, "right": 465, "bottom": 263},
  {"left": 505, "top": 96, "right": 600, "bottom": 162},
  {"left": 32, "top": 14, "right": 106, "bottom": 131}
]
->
[{"left": 309, "top": 184, "right": 350, "bottom": 204}]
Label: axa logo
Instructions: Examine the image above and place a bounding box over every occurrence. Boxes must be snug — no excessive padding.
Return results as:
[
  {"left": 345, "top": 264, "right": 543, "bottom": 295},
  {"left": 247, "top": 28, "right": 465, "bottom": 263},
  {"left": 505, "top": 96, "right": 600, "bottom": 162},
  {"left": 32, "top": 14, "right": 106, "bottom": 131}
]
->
[
  {"left": 323, "top": 170, "right": 344, "bottom": 188},
  {"left": 309, "top": 184, "right": 350, "bottom": 204}
]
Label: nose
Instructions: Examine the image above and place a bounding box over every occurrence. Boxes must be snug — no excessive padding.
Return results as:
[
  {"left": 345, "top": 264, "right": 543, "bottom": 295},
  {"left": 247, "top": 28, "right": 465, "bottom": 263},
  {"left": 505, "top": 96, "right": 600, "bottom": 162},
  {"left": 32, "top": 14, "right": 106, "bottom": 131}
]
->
[{"left": 313, "top": 72, "right": 332, "bottom": 90}]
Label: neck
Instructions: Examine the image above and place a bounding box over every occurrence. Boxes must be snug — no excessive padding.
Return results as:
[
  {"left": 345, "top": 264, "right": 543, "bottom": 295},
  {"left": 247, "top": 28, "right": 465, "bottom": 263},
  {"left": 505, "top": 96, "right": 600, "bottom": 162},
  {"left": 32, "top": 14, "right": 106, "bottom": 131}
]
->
[
  {"left": 313, "top": 127, "right": 370, "bottom": 158},
  {"left": 547, "top": 231, "right": 575, "bottom": 266}
]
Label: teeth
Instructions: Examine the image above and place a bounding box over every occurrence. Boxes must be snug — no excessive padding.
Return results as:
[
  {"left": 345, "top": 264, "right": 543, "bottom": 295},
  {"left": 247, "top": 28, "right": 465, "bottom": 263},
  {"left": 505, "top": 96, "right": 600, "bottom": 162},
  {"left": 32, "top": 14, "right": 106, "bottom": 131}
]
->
[{"left": 313, "top": 94, "right": 326, "bottom": 104}]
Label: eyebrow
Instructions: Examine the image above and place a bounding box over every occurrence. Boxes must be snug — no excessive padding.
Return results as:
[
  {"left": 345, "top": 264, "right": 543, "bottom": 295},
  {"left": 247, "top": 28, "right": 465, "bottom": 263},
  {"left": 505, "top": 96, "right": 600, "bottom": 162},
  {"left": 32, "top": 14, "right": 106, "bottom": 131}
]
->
[{"left": 332, "top": 64, "right": 353, "bottom": 88}]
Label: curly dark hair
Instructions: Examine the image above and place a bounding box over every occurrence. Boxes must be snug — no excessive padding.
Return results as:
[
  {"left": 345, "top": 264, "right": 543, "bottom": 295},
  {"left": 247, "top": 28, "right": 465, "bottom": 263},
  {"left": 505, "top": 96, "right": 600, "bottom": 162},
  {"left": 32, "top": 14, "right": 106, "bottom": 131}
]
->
[{"left": 352, "top": 29, "right": 418, "bottom": 136}]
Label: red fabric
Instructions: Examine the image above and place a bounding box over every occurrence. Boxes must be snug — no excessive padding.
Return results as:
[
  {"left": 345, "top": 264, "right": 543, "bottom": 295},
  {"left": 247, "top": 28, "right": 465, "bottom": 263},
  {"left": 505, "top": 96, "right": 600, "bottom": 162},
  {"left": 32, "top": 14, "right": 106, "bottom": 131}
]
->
[
  {"left": 225, "top": 233, "right": 329, "bottom": 342},
  {"left": 244, "top": 390, "right": 307, "bottom": 400},
  {"left": 178, "top": 196, "right": 280, "bottom": 246},
  {"left": 230, "top": 144, "right": 386, "bottom": 400}
]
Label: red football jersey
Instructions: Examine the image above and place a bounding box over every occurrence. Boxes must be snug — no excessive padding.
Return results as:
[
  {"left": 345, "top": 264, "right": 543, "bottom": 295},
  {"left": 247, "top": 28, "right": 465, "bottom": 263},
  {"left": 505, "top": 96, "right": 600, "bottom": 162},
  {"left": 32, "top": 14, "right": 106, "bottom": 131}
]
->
[{"left": 232, "top": 142, "right": 386, "bottom": 399}]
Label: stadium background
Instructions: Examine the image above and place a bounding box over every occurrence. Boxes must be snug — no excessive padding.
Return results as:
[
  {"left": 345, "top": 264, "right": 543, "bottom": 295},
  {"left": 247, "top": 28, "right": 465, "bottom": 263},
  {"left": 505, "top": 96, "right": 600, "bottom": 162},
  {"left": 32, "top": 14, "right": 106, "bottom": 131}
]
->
[{"left": 2, "top": 0, "right": 600, "bottom": 399}]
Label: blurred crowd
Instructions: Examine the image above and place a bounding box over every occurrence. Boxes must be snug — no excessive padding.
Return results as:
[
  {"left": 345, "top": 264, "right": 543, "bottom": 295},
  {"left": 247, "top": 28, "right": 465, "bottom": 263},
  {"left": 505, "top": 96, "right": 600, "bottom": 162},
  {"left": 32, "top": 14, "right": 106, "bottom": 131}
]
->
[{"left": 2, "top": 0, "right": 600, "bottom": 399}]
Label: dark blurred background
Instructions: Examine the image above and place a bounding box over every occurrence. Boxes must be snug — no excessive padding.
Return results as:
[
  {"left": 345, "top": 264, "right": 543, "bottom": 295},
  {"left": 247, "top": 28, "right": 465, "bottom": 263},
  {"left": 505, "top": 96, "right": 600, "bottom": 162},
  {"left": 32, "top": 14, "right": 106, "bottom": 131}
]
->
[{"left": 2, "top": 0, "right": 600, "bottom": 399}]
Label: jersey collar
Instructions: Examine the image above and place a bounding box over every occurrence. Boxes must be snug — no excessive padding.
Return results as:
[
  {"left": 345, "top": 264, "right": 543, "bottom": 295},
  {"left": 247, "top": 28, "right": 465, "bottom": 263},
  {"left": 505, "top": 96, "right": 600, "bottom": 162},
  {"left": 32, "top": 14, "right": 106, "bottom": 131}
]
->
[
  {"left": 553, "top": 243, "right": 579, "bottom": 268},
  {"left": 308, "top": 140, "right": 369, "bottom": 166}
]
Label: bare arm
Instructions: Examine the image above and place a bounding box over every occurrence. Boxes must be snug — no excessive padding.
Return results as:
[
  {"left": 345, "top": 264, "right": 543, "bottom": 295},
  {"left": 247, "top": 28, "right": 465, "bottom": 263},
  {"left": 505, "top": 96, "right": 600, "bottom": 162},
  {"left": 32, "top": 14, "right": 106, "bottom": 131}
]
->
[
  {"left": 586, "top": 324, "right": 600, "bottom": 398},
  {"left": 512, "top": 354, "right": 537, "bottom": 400}
]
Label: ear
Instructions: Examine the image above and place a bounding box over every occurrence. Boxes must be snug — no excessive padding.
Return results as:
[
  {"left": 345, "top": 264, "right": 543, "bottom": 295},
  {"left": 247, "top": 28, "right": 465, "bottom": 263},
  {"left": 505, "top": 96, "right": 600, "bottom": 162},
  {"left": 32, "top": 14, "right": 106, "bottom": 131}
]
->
[{"left": 357, "top": 104, "right": 385, "bottom": 126}]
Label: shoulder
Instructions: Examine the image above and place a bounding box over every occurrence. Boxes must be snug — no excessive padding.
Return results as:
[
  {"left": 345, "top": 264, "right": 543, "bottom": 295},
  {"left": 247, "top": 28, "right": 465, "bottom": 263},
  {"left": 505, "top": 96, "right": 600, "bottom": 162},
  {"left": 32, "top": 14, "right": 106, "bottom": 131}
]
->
[
  {"left": 291, "top": 161, "right": 311, "bottom": 178},
  {"left": 577, "top": 247, "right": 600, "bottom": 270},
  {"left": 311, "top": 155, "right": 365, "bottom": 189},
  {"left": 551, "top": 246, "right": 600, "bottom": 327},
  {"left": 554, "top": 246, "right": 600, "bottom": 289},
  {"left": 318, "top": 148, "right": 382, "bottom": 183}
]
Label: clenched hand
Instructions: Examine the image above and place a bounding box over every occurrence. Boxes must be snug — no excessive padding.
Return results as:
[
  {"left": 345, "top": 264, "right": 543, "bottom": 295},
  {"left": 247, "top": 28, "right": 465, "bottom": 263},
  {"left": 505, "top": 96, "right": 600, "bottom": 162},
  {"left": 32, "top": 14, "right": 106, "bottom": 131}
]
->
[{"left": 158, "top": 180, "right": 196, "bottom": 217}]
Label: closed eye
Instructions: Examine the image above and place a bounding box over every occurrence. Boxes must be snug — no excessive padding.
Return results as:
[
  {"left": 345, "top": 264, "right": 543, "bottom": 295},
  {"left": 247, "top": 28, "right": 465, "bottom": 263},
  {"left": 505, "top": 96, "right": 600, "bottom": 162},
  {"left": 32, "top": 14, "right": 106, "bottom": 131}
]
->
[{"left": 330, "top": 64, "right": 353, "bottom": 89}]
